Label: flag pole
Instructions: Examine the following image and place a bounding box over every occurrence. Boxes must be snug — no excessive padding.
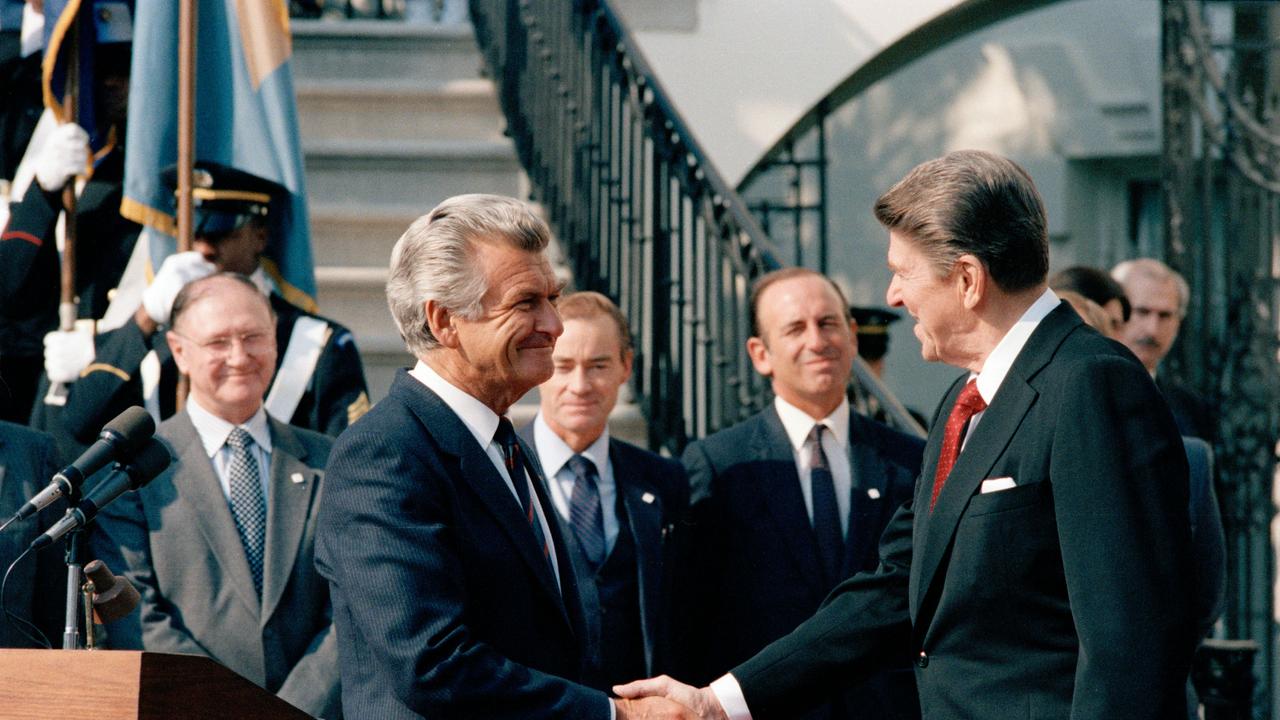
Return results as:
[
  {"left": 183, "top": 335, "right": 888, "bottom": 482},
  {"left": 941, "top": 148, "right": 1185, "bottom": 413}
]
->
[
  {"left": 175, "top": 0, "right": 196, "bottom": 410},
  {"left": 57, "top": 8, "right": 81, "bottom": 337}
]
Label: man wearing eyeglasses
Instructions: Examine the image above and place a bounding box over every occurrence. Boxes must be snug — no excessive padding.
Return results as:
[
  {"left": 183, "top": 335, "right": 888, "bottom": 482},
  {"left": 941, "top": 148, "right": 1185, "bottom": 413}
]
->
[
  {"left": 42, "top": 162, "right": 368, "bottom": 461},
  {"left": 89, "top": 272, "right": 341, "bottom": 717}
]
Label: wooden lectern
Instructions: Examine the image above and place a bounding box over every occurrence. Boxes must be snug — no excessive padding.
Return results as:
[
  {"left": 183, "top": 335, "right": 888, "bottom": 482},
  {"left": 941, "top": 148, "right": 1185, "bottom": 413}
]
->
[{"left": 0, "top": 649, "right": 313, "bottom": 719}]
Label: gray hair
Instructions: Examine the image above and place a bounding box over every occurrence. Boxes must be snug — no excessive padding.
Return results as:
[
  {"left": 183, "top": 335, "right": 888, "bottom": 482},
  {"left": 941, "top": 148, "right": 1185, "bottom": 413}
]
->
[
  {"left": 386, "top": 193, "right": 552, "bottom": 357},
  {"left": 1111, "top": 258, "right": 1190, "bottom": 317}
]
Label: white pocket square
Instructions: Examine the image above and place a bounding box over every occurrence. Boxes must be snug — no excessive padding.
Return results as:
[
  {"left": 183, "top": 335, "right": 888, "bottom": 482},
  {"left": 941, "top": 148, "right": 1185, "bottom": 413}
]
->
[{"left": 979, "top": 477, "right": 1016, "bottom": 494}]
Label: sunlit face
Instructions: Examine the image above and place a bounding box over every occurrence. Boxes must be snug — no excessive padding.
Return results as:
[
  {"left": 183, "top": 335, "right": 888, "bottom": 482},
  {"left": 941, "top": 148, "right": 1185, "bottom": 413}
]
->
[
  {"left": 1120, "top": 274, "right": 1182, "bottom": 372},
  {"left": 539, "top": 315, "right": 632, "bottom": 451},
  {"left": 885, "top": 231, "right": 965, "bottom": 366},
  {"left": 193, "top": 222, "right": 267, "bottom": 276},
  {"left": 168, "top": 278, "right": 277, "bottom": 424},
  {"left": 747, "top": 274, "right": 856, "bottom": 417},
  {"left": 450, "top": 240, "right": 564, "bottom": 409}
]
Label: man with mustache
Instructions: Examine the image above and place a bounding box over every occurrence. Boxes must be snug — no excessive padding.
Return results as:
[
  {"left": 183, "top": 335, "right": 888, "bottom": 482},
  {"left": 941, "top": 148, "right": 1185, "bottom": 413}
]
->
[
  {"left": 675, "top": 267, "right": 924, "bottom": 720},
  {"left": 1112, "top": 258, "right": 1215, "bottom": 442}
]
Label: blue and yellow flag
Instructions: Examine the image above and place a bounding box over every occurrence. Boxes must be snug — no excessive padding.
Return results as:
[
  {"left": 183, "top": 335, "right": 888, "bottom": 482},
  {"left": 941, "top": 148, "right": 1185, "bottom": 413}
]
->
[
  {"left": 121, "top": 0, "right": 316, "bottom": 312},
  {"left": 42, "top": 0, "right": 133, "bottom": 154}
]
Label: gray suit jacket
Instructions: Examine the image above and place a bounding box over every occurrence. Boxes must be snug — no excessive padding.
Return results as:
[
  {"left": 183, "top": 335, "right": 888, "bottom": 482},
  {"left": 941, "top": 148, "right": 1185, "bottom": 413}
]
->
[{"left": 91, "top": 411, "right": 340, "bottom": 718}]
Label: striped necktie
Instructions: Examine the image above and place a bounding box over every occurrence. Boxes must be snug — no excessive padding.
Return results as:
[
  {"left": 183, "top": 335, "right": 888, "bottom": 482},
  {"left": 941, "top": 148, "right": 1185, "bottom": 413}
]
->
[
  {"left": 566, "top": 454, "right": 606, "bottom": 570},
  {"left": 494, "top": 418, "right": 552, "bottom": 566}
]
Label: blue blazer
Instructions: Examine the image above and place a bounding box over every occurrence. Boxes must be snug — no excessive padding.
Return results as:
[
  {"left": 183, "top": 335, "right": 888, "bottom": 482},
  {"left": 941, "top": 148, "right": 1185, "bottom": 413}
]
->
[
  {"left": 0, "top": 421, "right": 63, "bottom": 648},
  {"left": 679, "top": 405, "right": 924, "bottom": 719},
  {"left": 316, "top": 371, "right": 610, "bottom": 719}
]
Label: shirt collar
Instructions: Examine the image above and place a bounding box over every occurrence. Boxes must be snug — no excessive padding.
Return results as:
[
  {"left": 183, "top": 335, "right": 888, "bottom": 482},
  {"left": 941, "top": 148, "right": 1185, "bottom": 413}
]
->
[
  {"left": 532, "top": 413, "right": 610, "bottom": 477},
  {"left": 185, "top": 395, "right": 272, "bottom": 457},
  {"left": 410, "top": 359, "right": 501, "bottom": 450},
  {"left": 773, "top": 395, "right": 850, "bottom": 452},
  {"left": 973, "top": 287, "right": 1060, "bottom": 404}
]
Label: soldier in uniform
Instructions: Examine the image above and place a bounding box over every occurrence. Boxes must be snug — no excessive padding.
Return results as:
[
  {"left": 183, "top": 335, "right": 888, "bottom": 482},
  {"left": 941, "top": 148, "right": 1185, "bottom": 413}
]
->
[
  {"left": 44, "top": 161, "right": 369, "bottom": 459},
  {"left": 0, "top": 4, "right": 135, "bottom": 423},
  {"left": 847, "top": 305, "right": 927, "bottom": 430}
]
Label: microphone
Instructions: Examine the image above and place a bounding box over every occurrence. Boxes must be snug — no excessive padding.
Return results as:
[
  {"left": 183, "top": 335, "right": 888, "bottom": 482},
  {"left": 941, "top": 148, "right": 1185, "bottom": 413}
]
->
[
  {"left": 30, "top": 438, "right": 171, "bottom": 551},
  {"left": 2, "top": 406, "right": 155, "bottom": 532},
  {"left": 83, "top": 559, "right": 141, "bottom": 624}
]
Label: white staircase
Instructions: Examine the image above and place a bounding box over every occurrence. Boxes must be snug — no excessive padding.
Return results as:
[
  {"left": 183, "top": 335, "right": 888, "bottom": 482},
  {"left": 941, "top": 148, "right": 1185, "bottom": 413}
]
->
[
  {"left": 291, "top": 18, "right": 649, "bottom": 445},
  {"left": 292, "top": 20, "right": 523, "bottom": 405}
]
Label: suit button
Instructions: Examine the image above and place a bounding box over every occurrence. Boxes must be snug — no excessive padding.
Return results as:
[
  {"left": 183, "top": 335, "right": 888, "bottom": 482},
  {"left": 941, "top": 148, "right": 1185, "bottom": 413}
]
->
[{"left": 916, "top": 651, "right": 929, "bottom": 668}]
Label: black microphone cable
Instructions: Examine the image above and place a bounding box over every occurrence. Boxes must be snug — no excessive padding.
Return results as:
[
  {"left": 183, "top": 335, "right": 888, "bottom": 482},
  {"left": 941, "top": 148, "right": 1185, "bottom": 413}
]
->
[{"left": 1, "top": 547, "right": 53, "bottom": 649}]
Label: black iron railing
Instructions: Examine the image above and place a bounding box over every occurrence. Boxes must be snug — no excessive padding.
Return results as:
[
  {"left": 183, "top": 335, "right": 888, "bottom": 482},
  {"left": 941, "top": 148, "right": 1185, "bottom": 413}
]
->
[
  {"left": 470, "top": 0, "right": 779, "bottom": 455},
  {"left": 469, "top": 0, "right": 923, "bottom": 454}
]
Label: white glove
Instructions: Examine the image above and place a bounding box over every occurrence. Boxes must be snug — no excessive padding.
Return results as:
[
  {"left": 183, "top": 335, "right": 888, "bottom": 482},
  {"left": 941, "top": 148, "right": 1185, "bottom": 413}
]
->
[
  {"left": 34, "top": 122, "right": 90, "bottom": 192},
  {"left": 43, "top": 329, "right": 96, "bottom": 384},
  {"left": 142, "top": 252, "right": 217, "bottom": 326}
]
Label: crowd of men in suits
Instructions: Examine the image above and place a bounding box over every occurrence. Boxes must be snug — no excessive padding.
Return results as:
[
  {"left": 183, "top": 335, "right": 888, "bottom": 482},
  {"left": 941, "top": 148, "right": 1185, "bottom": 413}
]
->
[{"left": 0, "top": 149, "right": 1223, "bottom": 719}]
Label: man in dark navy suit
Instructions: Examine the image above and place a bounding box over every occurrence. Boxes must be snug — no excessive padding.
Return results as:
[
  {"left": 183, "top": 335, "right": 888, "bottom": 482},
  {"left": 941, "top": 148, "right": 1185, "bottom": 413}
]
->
[
  {"left": 315, "top": 194, "right": 694, "bottom": 719},
  {"left": 617, "top": 151, "right": 1197, "bottom": 720},
  {"left": 676, "top": 267, "right": 924, "bottom": 720},
  {"left": 520, "top": 290, "right": 689, "bottom": 691}
]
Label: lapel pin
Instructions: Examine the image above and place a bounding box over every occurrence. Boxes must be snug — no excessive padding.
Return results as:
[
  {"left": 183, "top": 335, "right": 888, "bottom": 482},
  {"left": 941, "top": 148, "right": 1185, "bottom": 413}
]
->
[
  {"left": 290, "top": 472, "right": 306, "bottom": 485},
  {"left": 866, "top": 488, "right": 881, "bottom": 500},
  {"left": 641, "top": 492, "right": 656, "bottom": 504}
]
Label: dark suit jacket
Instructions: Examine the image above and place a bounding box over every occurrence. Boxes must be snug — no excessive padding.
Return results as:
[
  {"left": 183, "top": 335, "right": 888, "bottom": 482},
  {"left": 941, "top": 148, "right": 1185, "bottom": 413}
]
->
[
  {"left": 1158, "top": 375, "right": 1216, "bottom": 443},
  {"left": 731, "top": 303, "right": 1198, "bottom": 720},
  {"left": 519, "top": 424, "right": 690, "bottom": 682},
  {"left": 1183, "top": 436, "right": 1225, "bottom": 639},
  {"left": 90, "top": 411, "right": 341, "bottom": 718},
  {"left": 680, "top": 405, "right": 924, "bottom": 719},
  {"left": 0, "top": 421, "right": 64, "bottom": 647},
  {"left": 315, "top": 371, "right": 610, "bottom": 719}
]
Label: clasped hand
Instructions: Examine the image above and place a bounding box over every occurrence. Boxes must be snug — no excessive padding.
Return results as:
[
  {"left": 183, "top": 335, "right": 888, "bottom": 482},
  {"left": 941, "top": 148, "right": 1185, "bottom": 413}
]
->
[{"left": 613, "top": 675, "right": 728, "bottom": 720}]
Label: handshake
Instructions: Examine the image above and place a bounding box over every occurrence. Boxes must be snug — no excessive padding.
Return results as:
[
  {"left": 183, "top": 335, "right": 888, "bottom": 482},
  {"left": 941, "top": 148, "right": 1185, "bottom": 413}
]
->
[{"left": 612, "top": 676, "right": 727, "bottom": 720}]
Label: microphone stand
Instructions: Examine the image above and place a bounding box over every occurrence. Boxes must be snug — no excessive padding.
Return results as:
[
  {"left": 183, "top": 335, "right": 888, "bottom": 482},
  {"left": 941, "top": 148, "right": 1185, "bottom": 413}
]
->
[{"left": 61, "top": 529, "right": 86, "bottom": 650}]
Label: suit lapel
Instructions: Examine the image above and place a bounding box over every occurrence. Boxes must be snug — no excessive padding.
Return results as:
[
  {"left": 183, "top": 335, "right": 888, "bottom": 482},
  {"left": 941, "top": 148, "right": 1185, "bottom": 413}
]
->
[
  {"left": 397, "top": 379, "right": 570, "bottom": 626},
  {"left": 844, "top": 414, "right": 889, "bottom": 574},
  {"left": 753, "top": 408, "right": 827, "bottom": 599},
  {"left": 167, "top": 413, "right": 262, "bottom": 617},
  {"left": 260, "top": 419, "right": 319, "bottom": 622},
  {"left": 613, "top": 442, "right": 663, "bottom": 674},
  {"left": 910, "top": 303, "right": 1077, "bottom": 616}
]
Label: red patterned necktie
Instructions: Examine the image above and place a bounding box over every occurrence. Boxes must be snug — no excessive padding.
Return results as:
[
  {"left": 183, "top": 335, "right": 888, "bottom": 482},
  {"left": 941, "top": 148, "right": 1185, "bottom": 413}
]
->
[{"left": 930, "top": 379, "right": 987, "bottom": 511}]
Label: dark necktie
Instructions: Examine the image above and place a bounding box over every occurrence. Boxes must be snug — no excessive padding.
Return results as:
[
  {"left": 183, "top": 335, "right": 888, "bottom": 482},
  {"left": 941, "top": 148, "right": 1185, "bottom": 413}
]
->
[
  {"left": 805, "top": 424, "right": 844, "bottom": 585},
  {"left": 494, "top": 418, "right": 552, "bottom": 565},
  {"left": 566, "top": 454, "right": 607, "bottom": 571},
  {"left": 226, "top": 428, "right": 267, "bottom": 597},
  {"left": 931, "top": 379, "right": 987, "bottom": 511}
]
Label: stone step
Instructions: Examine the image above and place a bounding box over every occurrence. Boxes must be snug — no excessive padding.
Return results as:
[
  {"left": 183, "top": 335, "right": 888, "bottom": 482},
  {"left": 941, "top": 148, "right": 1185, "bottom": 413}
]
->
[
  {"left": 290, "top": 20, "right": 485, "bottom": 86},
  {"left": 296, "top": 78, "right": 506, "bottom": 144},
  {"left": 303, "top": 138, "right": 522, "bottom": 210},
  {"left": 308, "top": 203, "right": 420, "bottom": 268}
]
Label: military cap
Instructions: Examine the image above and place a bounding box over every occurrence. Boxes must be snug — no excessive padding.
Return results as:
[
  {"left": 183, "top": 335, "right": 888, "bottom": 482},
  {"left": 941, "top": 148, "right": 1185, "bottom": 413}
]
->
[
  {"left": 850, "top": 305, "right": 901, "bottom": 362},
  {"left": 161, "top": 161, "right": 285, "bottom": 238}
]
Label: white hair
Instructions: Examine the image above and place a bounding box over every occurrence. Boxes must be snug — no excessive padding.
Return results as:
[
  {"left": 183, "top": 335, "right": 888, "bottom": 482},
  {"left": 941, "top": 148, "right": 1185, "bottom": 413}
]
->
[
  {"left": 1111, "top": 258, "right": 1190, "bottom": 316},
  {"left": 386, "top": 194, "right": 552, "bottom": 357}
]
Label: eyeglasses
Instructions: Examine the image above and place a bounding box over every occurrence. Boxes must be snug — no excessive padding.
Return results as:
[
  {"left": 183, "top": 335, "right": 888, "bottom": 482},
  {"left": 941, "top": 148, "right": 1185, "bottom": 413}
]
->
[{"left": 171, "top": 330, "right": 273, "bottom": 359}]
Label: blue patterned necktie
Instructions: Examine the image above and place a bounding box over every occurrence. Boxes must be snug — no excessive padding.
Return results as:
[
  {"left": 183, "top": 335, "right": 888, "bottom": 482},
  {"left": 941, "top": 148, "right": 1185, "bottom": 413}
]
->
[
  {"left": 806, "top": 424, "right": 844, "bottom": 586},
  {"left": 494, "top": 418, "right": 552, "bottom": 565},
  {"left": 566, "top": 454, "right": 606, "bottom": 571},
  {"left": 226, "top": 428, "right": 267, "bottom": 597}
]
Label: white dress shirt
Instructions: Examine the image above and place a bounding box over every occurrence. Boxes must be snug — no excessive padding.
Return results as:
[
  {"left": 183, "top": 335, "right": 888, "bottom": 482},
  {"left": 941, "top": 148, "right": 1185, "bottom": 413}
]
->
[
  {"left": 532, "top": 413, "right": 620, "bottom": 555},
  {"left": 409, "top": 360, "right": 561, "bottom": 589},
  {"left": 186, "top": 396, "right": 272, "bottom": 503},
  {"left": 711, "top": 287, "right": 1063, "bottom": 720},
  {"left": 774, "top": 395, "right": 853, "bottom": 537}
]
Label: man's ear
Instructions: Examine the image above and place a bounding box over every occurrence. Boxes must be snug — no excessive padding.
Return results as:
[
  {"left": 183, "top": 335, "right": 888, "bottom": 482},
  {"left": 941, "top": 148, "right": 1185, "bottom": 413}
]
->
[
  {"left": 954, "top": 254, "right": 987, "bottom": 310},
  {"left": 424, "top": 299, "right": 458, "bottom": 348},
  {"left": 167, "top": 331, "right": 190, "bottom": 375},
  {"left": 746, "top": 336, "right": 773, "bottom": 378}
]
